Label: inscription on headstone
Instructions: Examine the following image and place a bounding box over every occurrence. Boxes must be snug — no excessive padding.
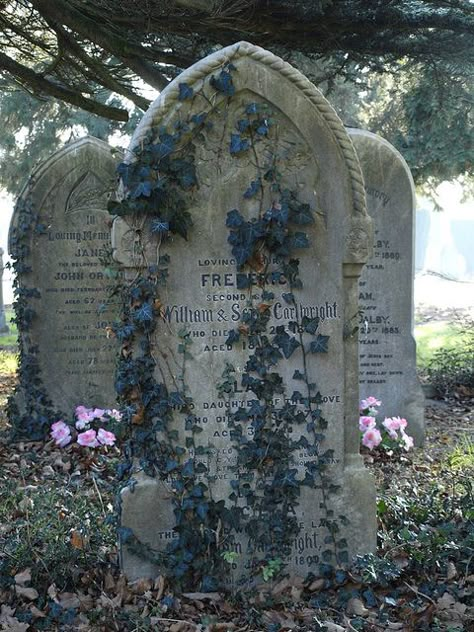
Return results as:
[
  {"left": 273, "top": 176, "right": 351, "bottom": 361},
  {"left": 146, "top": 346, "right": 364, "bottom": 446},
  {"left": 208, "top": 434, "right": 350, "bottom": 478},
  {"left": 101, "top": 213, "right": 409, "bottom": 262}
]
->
[
  {"left": 348, "top": 128, "right": 425, "bottom": 444},
  {"left": 115, "top": 43, "right": 376, "bottom": 582},
  {"left": 9, "top": 137, "right": 119, "bottom": 417}
]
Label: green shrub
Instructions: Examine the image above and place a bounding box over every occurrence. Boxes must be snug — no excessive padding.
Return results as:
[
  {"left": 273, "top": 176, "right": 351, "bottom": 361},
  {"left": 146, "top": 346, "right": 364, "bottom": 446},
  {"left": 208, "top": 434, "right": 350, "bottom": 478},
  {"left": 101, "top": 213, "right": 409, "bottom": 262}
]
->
[{"left": 426, "top": 316, "right": 474, "bottom": 396}]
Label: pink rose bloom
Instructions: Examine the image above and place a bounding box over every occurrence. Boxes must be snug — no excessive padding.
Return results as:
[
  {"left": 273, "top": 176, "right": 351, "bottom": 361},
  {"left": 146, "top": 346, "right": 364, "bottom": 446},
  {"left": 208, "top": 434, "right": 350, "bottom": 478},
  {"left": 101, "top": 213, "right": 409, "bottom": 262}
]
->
[
  {"left": 107, "top": 409, "right": 122, "bottom": 422},
  {"left": 359, "top": 416, "right": 376, "bottom": 432},
  {"left": 77, "top": 429, "right": 99, "bottom": 447},
  {"left": 97, "top": 428, "right": 116, "bottom": 446},
  {"left": 382, "top": 417, "right": 399, "bottom": 440},
  {"left": 51, "top": 420, "right": 72, "bottom": 447},
  {"left": 75, "top": 405, "right": 95, "bottom": 429},
  {"left": 401, "top": 430, "right": 414, "bottom": 451},
  {"left": 91, "top": 408, "right": 106, "bottom": 420},
  {"left": 360, "top": 396, "right": 382, "bottom": 411},
  {"left": 383, "top": 416, "right": 408, "bottom": 432},
  {"left": 362, "top": 427, "right": 382, "bottom": 449}
]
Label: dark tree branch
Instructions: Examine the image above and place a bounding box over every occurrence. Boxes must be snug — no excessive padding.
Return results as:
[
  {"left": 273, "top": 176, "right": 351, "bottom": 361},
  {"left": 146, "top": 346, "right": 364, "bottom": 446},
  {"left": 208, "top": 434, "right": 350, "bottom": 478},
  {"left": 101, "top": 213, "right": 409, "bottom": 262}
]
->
[{"left": 0, "top": 50, "right": 129, "bottom": 120}]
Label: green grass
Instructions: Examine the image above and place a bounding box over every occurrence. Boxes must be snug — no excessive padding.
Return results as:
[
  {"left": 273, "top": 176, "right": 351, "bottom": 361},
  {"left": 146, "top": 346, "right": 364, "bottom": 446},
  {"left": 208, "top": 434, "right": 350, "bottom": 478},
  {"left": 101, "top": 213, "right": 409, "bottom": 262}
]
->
[
  {"left": 0, "top": 349, "right": 17, "bottom": 374},
  {"left": 415, "top": 320, "right": 460, "bottom": 368},
  {"left": 0, "top": 307, "right": 18, "bottom": 348},
  {"left": 447, "top": 438, "right": 474, "bottom": 471}
]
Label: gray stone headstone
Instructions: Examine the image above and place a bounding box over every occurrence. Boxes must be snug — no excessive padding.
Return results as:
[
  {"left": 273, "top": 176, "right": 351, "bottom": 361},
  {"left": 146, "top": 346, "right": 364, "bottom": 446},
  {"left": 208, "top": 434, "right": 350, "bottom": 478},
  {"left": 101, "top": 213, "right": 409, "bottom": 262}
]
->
[
  {"left": 348, "top": 128, "right": 425, "bottom": 445},
  {"left": 114, "top": 42, "right": 376, "bottom": 583},
  {"left": 9, "top": 137, "right": 119, "bottom": 419},
  {"left": 0, "top": 248, "right": 9, "bottom": 334}
]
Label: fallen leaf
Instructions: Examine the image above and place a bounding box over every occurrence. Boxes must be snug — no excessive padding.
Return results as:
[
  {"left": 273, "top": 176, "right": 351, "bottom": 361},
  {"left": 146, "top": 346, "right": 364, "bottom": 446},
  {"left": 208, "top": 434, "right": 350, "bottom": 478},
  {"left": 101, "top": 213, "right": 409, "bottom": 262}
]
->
[
  {"left": 58, "top": 592, "right": 81, "bottom": 609},
  {"left": 446, "top": 561, "right": 458, "bottom": 580},
  {"left": 70, "top": 530, "right": 88, "bottom": 549},
  {"left": 182, "top": 592, "right": 221, "bottom": 601},
  {"left": 346, "top": 597, "right": 369, "bottom": 617},
  {"left": 15, "top": 585, "right": 39, "bottom": 601},
  {"left": 13, "top": 569, "right": 31, "bottom": 586}
]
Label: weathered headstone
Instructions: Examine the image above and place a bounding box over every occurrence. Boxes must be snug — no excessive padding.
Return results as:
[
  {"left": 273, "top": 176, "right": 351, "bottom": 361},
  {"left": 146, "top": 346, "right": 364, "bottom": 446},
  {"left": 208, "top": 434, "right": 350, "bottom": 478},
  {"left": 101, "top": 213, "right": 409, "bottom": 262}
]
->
[
  {"left": 114, "top": 42, "right": 376, "bottom": 583},
  {"left": 348, "top": 128, "right": 425, "bottom": 444},
  {"left": 9, "top": 137, "right": 119, "bottom": 429},
  {"left": 0, "top": 249, "right": 9, "bottom": 334}
]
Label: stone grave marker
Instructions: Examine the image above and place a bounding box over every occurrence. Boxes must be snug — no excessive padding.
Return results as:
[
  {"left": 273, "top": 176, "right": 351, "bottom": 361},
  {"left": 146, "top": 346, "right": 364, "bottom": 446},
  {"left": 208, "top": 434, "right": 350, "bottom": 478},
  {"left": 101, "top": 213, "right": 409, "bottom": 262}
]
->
[
  {"left": 9, "top": 137, "right": 119, "bottom": 429},
  {"left": 114, "top": 42, "right": 376, "bottom": 583},
  {"left": 0, "top": 249, "right": 9, "bottom": 333},
  {"left": 348, "top": 128, "right": 425, "bottom": 444}
]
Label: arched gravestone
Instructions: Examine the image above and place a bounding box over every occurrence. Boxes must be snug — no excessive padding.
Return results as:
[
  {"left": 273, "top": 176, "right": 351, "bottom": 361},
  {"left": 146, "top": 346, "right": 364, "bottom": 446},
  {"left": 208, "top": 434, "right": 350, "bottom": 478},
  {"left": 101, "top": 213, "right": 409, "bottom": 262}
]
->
[
  {"left": 113, "top": 42, "right": 376, "bottom": 582},
  {"left": 348, "top": 129, "right": 425, "bottom": 445},
  {"left": 9, "top": 137, "right": 119, "bottom": 431}
]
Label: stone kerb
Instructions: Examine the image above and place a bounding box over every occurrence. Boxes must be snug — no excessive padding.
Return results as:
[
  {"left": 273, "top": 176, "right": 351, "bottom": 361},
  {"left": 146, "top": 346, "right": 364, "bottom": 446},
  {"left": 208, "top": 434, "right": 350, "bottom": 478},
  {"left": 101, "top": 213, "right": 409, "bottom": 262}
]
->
[
  {"left": 9, "top": 137, "right": 119, "bottom": 433},
  {"left": 348, "top": 128, "right": 425, "bottom": 445},
  {"left": 113, "top": 42, "right": 376, "bottom": 584}
]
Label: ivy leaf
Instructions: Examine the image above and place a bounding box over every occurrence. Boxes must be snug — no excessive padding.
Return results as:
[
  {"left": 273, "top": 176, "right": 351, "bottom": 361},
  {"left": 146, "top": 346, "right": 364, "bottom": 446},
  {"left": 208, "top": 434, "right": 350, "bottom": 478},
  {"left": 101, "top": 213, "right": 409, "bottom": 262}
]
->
[
  {"left": 237, "top": 273, "right": 251, "bottom": 289},
  {"left": 237, "top": 119, "right": 250, "bottom": 132},
  {"left": 310, "top": 334, "right": 330, "bottom": 353},
  {"left": 226, "top": 329, "right": 240, "bottom": 345},
  {"left": 232, "top": 243, "right": 252, "bottom": 266},
  {"left": 256, "top": 120, "right": 269, "bottom": 136},
  {"left": 243, "top": 179, "right": 261, "bottom": 199},
  {"left": 230, "top": 133, "right": 250, "bottom": 155},
  {"left": 302, "top": 316, "right": 320, "bottom": 334},
  {"left": 190, "top": 112, "right": 207, "bottom": 126},
  {"left": 165, "top": 458, "right": 179, "bottom": 473},
  {"left": 134, "top": 302, "right": 154, "bottom": 322},
  {"left": 117, "top": 162, "right": 131, "bottom": 185},
  {"left": 131, "top": 180, "right": 152, "bottom": 199},
  {"left": 210, "top": 68, "right": 235, "bottom": 96},
  {"left": 178, "top": 82, "right": 194, "bottom": 100},
  {"left": 292, "top": 203, "right": 314, "bottom": 225},
  {"left": 282, "top": 292, "right": 294, "bottom": 304},
  {"left": 273, "top": 330, "right": 300, "bottom": 359},
  {"left": 226, "top": 209, "right": 244, "bottom": 228},
  {"left": 182, "top": 460, "right": 194, "bottom": 477},
  {"left": 152, "top": 133, "right": 175, "bottom": 159},
  {"left": 150, "top": 219, "right": 169, "bottom": 233},
  {"left": 246, "top": 102, "right": 258, "bottom": 114},
  {"left": 293, "top": 369, "right": 305, "bottom": 380},
  {"left": 169, "top": 392, "right": 185, "bottom": 407},
  {"left": 291, "top": 232, "right": 310, "bottom": 249}
]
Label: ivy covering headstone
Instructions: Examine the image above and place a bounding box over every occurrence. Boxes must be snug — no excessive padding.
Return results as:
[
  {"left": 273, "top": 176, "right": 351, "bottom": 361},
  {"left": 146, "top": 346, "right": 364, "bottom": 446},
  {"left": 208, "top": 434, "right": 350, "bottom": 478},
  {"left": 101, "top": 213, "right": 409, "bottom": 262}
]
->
[
  {"left": 111, "top": 42, "right": 376, "bottom": 589},
  {"left": 8, "top": 137, "right": 119, "bottom": 438}
]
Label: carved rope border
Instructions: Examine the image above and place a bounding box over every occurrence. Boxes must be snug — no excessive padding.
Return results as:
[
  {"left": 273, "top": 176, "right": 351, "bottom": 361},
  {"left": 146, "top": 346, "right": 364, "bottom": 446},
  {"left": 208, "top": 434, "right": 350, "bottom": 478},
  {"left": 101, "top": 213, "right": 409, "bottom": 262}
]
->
[{"left": 128, "top": 41, "right": 367, "bottom": 219}]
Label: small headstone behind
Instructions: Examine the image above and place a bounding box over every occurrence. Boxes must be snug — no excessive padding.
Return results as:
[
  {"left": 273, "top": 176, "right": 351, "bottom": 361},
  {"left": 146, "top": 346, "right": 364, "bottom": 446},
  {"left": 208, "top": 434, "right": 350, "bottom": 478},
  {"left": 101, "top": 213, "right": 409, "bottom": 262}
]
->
[
  {"left": 9, "top": 137, "right": 119, "bottom": 435},
  {"left": 348, "top": 128, "right": 425, "bottom": 444}
]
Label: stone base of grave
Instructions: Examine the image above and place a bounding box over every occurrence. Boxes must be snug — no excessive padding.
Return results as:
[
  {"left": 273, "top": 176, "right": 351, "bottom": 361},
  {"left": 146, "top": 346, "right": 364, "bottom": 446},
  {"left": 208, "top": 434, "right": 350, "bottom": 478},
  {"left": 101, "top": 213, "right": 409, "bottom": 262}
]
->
[
  {"left": 120, "top": 475, "right": 176, "bottom": 581},
  {"left": 120, "top": 458, "right": 377, "bottom": 583}
]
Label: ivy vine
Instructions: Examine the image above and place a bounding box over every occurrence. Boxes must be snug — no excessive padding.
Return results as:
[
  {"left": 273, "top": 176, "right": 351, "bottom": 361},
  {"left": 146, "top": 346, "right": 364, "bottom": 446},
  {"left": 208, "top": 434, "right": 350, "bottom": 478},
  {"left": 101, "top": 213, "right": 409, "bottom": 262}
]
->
[
  {"left": 111, "top": 62, "right": 348, "bottom": 590},
  {"left": 8, "top": 188, "right": 58, "bottom": 440}
]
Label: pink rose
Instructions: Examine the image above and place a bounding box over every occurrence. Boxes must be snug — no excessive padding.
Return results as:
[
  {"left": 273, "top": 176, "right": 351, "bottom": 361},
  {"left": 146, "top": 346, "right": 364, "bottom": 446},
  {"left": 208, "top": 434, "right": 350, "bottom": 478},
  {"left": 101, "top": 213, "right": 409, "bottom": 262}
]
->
[
  {"left": 91, "top": 408, "right": 106, "bottom": 420},
  {"left": 77, "top": 429, "right": 99, "bottom": 448},
  {"left": 362, "top": 427, "right": 382, "bottom": 450},
  {"left": 359, "top": 416, "right": 376, "bottom": 432},
  {"left": 360, "top": 396, "right": 382, "bottom": 411},
  {"left": 382, "top": 417, "right": 399, "bottom": 440},
  {"left": 97, "top": 428, "right": 116, "bottom": 446},
  {"left": 401, "top": 430, "right": 414, "bottom": 451},
  {"left": 107, "top": 409, "right": 122, "bottom": 422},
  {"left": 50, "top": 420, "right": 72, "bottom": 448},
  {"left": 75, "top": 405, "right": 95, "bottom": 429}
]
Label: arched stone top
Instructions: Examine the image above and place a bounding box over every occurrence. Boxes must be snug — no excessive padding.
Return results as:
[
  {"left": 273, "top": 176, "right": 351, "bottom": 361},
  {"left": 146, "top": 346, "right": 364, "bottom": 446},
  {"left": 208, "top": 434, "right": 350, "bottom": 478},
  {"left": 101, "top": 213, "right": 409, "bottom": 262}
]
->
[
  {"left": 128, "top": 41, "right": 367, "bottom": 223},
  {"left": 347, "top": 128, "right": 416, "bottom": 208},
  {"left": 9, "top": 136, "right": 117, "bottom": 256}
]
